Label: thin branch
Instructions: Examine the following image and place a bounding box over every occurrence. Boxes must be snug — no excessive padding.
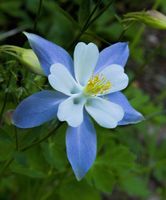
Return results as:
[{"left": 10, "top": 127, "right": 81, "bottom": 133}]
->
[
  {"left": 0, "top": 73, "right": 12, "bottom": 123},
  {"left": 68, "top": 0, "right": 102, "bottom": 49},
  {"left": 21, "top": 121, "right": 64, "bottom": 152},
  {"left": 87, "top": 0, "right": 115, "bottom": 28},
  {"left": 0, "top": 26, "right": 29, "bottom": 41}
]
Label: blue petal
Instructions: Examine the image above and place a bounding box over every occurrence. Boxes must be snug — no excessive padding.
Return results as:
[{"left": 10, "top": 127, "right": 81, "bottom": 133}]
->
[
  {"left": 24, "top": 32, "right": 74, "bottom": 76},
  {"left": 106, "top": 92, "right": 144, "bottom": 125},
  {"left": 13, "top": 90, "right": 67, "bottom": 128},
  {"left": 66, "top": 112, "right": 97, "bottom": 180},
  {"left": 95, "top": 42, "right": 129, "bottom": 73}
]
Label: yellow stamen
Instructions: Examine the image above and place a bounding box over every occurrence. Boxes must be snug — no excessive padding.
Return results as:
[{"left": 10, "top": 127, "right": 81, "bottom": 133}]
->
[{"left": 84, "top": 74, "right": 111, "bottom": 95}]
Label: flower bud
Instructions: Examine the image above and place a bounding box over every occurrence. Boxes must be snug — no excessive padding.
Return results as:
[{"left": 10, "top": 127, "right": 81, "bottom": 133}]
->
[
  {"left": 21, "top": 49, "right": 44, "bottom": 75},
  {"left": 0, "top": 45, "right": 44, "bottom": 75},
  {"left": 123, "top": 10, "right": 166, "bottom": 30}
]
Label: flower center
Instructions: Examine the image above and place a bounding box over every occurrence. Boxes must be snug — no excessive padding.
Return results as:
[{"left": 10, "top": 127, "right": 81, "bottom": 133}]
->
[{"left": 84, "top": 74, "right": 111, "bottom": 96}]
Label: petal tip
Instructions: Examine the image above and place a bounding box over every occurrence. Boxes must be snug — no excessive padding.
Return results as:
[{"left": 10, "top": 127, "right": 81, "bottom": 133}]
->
[
  {"left": 23, "top": 32, "right": 37, "bottom": 45},
  {"left": 120, "top": 41, "right": 129, "bottom": 46},
  {"left": 118, "top": 42, "right": 129, "bottom": 52},
  {"left": 71, "top": 162, "right": 93, "bottom": 181},
  {"left": 12, "top": 113, "right": 25, "bottom": 129},
  {"left": 132, "top": 111, "right": 145, "bottom": 123},
  {"left": 23, "top": 31, "right": 32, "bottom": 39},
  {"left": 23, "top": 31, "right": 28, "bottom": 35},
  {"left": 138, "top": 113, "right": 145, "bottom": 122},
  {"left": 75, "top": 172, "right": 86, "bottom": 181},
  {"left": 119, "top": 112, "right": 145, "bottom": 125},
  {"left": 23, "top": 32, "right": 40, "bottom": 43},
  {"left": 12, "top": 109, "right": 32, "bottom": 129}
]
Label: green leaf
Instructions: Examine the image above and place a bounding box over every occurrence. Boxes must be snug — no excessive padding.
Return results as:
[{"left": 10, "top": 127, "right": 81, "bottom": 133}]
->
[
  {"left": 108, "top": 145, "right": 136, "bottom": 170},
  {"left": 41, "top": 132, "right": 68, "bottom": 171},
  {"left": 87, "top": 127, "right": 138, "bottom": 194},
  {"left": 120, "top": 174, "right": 150, "bottom": 197},
  {"left": 96, "top": 143, "right": 137, "bottom": 173},
  {"left": 87, "top": 164, "right": 115, "bottom": 193},
  {"left": 41, "top": 123, "right": 68, "bottom": 171},
  {"left": 10, "top": 150, "right": 48, "bottom": 178},
  {"left": 59, "top": 178, "right": 101, "bottom": 200}
]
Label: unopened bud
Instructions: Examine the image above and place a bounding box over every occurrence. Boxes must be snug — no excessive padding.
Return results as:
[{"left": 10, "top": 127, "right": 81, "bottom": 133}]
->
[
  {"left": 21, "top": 48, "right": 44, "bottom": 75},
  {"left": 123, "top": 10, "right": 166, "bottom": 30},
  {"left": 0, "top": 45, "right": 44, "bottom": 76}
]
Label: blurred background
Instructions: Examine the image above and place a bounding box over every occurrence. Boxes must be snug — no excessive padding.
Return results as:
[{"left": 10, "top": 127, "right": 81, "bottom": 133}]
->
[{"left": 0, "top": 0, "right": 166, "bottom": 199}]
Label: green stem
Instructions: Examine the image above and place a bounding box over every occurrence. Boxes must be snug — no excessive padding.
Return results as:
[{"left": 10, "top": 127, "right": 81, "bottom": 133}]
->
[
  {"left": 0, "top": 45, "right": 24, "bottom": 60},
  {"left": 81, "top": 0, "right": 102, "bottom": 29},
  {"left": 130, "top": 0, "right": 161, "bottom": 51},
  {"left": 87, "top": 0, "right": 115, "bottom": 28},
  {"left": 21, "top": 121, "right": 64, "bottom": 152},
  {"left": 85, "top": 31, "right": 110, "bottom": 44},
  {"left": 67, "top": 0, "right": 102, "bottom": 49},
  {"left": 118, "top": 21, "right": 135, "bottom": 41},
  {"left": 1, "top": 50, "right": 20, "bottom": 60},
  {"left": 130, "top": 25, "right": 145, "bottom": 51},
  {"left": 129, "top": 0, "right": 161, "bottom": 82},
  {"left": 0, "top": 26, "right": 29, "bottom": 41},
  {"left": 152, "top": 0, "right": 161, "bottom": 9},
  {"left": 68, "top": 0, "right": 115, "bottom": 49}
]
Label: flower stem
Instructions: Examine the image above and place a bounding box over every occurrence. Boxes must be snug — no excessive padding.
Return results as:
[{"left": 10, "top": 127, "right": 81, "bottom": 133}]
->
[
  {"left": 87, "top": 0, "right": 115, "bottom": 29},
  {"left": 21, "top": 121, "right": 64, "bottom": 152},
  {"left": 67, "top": 0, "right": 102, "bottom": 49},
  {"left": 68, "top": 0, "right": 115, "bottom": 49}
]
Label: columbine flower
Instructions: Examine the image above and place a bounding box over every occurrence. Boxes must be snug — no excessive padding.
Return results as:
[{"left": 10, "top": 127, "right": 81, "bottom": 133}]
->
[{"left": 12, "top": 33, "right": 144, "bottom": 180}]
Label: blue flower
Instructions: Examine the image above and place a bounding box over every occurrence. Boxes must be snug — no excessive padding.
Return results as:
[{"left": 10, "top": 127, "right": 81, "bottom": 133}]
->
[{"left": 12, "top": 33, "right": 144, "bottom": 180}]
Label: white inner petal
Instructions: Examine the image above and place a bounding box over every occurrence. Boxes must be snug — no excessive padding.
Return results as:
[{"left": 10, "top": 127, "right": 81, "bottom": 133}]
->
[
  {"left": 48, "top": 63, "right": 81, "bottom": 96},
  {"left": 98, "top": 64, "right": 129, "bottom": 95},
  {"left": 57, "top": 94, "right": 86, "bottom": 127},
  {"left": 74, "top": 42, "right": 99, "bottom": 86},
  {"left": 85, "top": 97, "right": 124, "bottom": 128}
]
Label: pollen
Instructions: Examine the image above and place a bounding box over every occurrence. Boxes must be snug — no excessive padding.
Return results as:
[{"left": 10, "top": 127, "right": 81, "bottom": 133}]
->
[{"left": 84, "top": 74, "right": 111, "bottom": 96}]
